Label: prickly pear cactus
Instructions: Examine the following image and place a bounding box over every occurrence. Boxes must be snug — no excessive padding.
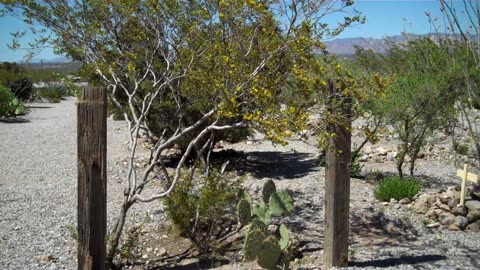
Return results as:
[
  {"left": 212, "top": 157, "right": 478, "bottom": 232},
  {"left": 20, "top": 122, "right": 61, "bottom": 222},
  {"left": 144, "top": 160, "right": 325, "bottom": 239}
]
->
[
  {"left": 237, "top": 199, "right": 252, "bottom": 225},
  {"left": 269, "top": 191, "right": 294, "bottom": 216},
  {"left": 243, "top": 229, "right": 266, "bottom": 261},
  {"left": 238, "top": 189, "right": 254, "bottom": 205},
  {"left": 249, "top": 218, "right": 267, "bottom": 233},
  {"left": 257, "top": 236, "right": 282, "bottom": 270},
  {"left": 279, "top": 224, "right": 289, "bottom": 251},
  {"left": 252, "top": 203, "right": 272, "bottom": 225},
  {"left": 262, "top": 179, "right": 276, "bottom": 204}
]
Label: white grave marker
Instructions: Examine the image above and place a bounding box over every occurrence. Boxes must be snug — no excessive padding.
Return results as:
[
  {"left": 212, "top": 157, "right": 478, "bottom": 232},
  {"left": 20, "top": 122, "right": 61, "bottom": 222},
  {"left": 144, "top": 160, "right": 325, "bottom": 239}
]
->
[{"left": 456, "top": 164, "right": 478, "bottom": 206}]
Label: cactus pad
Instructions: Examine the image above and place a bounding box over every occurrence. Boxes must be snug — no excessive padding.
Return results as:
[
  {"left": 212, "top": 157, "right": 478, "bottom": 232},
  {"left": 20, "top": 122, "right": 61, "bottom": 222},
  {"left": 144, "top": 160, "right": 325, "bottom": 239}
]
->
[
  {"left": 237, "top": 199, "right": 252, "bottom": 225},
  {"left": 257, "top": 236, "right": 281, "bottom": 270},
  {"left": 262, "top": 179, "right": 276, "bottom": 204},
  {"left": 249, "top": 218, "right": 267, "bottom": 233},
  {"left": 279, "top": 224, "right": 289, "bottom": 251},
  {"left": 253, "top": 203, "right": 272, "bottom": 225},
  {"left": 238, "top": 189, "right": 254, "bottom": 205},
  {"left": 269, "top": 191, "right": 294, "bottom": 216},
  {"left": 243, "top": 229, "right": 266, "bottom": 261}
]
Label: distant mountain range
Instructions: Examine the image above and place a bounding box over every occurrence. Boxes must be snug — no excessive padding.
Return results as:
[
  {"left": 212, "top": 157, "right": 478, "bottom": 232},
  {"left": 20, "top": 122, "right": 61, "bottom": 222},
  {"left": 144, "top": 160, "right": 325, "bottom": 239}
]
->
[
  {"left": 9, "top": 33, "right": 476, "bottom": 64},
  {"left": 27, "top": 56, "right": 71, "bottom": 64},
  {"left": 323, "top": 33, "right": 478, "bottom": 56}
]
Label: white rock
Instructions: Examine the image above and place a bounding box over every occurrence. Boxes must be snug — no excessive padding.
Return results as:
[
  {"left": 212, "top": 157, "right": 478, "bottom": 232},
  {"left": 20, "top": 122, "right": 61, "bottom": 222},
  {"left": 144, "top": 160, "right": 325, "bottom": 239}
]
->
[
  {"left": 426, "top": 222, "right": 441, "bottom": 228},
  {"left": 376, "top": 147, "right": 388, "bottom": 156},
  {"left": 158, "top": 247, "right": 167, "bottom": 256}
]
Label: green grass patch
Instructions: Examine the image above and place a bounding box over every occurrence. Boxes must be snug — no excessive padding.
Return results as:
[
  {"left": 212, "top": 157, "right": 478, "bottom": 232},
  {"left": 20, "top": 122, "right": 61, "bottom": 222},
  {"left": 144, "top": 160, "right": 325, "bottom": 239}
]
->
[{"left": 374, "top": 176, "right": 423, "bottom": 201}]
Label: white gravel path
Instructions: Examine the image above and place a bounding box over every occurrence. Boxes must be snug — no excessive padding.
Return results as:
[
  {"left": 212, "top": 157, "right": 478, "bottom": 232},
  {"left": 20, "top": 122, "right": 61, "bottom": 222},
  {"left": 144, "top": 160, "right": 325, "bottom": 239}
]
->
[{"left": 0, "top": 98, "right": 137, "bottom": 270}]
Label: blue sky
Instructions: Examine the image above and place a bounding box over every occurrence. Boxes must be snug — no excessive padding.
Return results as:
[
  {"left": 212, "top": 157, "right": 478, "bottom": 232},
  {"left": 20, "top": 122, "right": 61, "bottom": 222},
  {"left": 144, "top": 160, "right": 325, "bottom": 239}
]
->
[{"left": 0, "top": 0, "right": 473, "bottom": 62}]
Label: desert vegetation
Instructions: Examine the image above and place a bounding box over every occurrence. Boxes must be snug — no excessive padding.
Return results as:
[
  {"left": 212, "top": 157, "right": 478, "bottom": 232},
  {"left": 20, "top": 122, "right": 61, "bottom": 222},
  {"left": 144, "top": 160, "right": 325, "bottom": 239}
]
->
[{"left": 1, "top": 0, "right": 479, "bottom": 269}]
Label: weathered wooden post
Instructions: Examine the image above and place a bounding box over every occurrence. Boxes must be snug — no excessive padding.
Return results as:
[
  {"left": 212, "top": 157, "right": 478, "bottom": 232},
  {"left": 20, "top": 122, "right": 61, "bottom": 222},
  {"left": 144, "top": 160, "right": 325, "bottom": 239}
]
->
[
  {"left": 324, "top": 80, "right": 352, "bottom": 268},
  {"left": 77, "top": 87, "right": 107, "bottom": 270}
]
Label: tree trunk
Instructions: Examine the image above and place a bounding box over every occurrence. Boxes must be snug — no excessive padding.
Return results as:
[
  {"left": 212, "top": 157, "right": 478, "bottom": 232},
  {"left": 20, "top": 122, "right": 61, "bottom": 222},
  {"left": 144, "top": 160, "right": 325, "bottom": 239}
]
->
[{"left": 106, "top": 201, "right": 132, "bottom": 269}]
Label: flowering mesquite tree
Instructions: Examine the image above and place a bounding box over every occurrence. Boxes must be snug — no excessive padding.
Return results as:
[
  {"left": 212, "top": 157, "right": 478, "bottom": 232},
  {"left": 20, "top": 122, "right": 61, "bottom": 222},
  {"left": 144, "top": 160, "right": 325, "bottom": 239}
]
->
[{"left": 1, "top": 0, "right": 363, "bottom": 266}]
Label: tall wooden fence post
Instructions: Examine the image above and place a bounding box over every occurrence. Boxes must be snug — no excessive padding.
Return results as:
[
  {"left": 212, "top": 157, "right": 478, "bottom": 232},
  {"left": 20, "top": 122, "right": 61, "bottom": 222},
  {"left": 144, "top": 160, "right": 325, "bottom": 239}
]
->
[
  {"left": 77, "top": 87, "right": 107, "bottom": 270},
  {"left": 324, "top": 80, "right": 352, "bottom": 268}
]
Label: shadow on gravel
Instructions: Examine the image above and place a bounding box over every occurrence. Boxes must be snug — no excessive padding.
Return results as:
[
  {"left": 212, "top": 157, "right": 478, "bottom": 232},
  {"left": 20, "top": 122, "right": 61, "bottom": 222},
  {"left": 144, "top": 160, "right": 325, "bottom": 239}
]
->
[
  {"left": 26, "top": 106, "right": 53, "bottom": 109},
  {"left": 463, "top": 245, "right": 480, "bottom": 269},
  {"left": 350, "top": 254, "right": 447, "bottom": 268},
  {"left": 350, "top": 209, "right": 419, "bottom": 246},
  {"left": 137, "top": 258, "right": 230, "bottom": 270},
  {"left": 414, "top": 173, "right": 457, "bottom": 188},
  {"left": 211, "top": 149, "right": 321, "bottom": 180},
  {"left": 0, "top": 118, "right": 30, "bottom": 124}
]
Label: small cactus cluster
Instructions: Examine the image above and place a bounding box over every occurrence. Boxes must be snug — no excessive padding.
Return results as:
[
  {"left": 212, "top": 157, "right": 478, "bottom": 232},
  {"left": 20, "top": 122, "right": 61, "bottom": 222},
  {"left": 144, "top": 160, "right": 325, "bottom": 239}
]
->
[{"left": 237, "top": 180, "right": 294, "bottom": 270}]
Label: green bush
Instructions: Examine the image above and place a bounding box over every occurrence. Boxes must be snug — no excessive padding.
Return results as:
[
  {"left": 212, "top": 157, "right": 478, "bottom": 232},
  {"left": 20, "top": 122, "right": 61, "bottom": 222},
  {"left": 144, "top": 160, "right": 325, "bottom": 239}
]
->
[
  {"left": 37, "top": 83, "right": 65, "bottom": 103},
  {"left": 163, "top": 168, "right": 242, "bottom": 253},
  {"left": 10, "top": 77, "right": 33, "bottom": 100},
  {"left": 374, "top": 176, "right": 422, "bottom": 201},
  {"left": 64, "top": 82, "right": 81, "bottom": 97},
  {"left": 453, "top": 141, "right": 470, "bottom": 156},
  {"left": 0, "top": 85, "right": 27, "bottom": 118}
]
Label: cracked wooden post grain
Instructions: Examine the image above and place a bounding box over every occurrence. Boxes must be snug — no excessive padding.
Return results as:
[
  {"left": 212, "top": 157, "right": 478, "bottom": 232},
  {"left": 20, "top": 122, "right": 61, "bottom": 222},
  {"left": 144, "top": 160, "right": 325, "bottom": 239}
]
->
[
  {"left": 77, "top": 86, "right": 107, "bottom": 270},
  {"left": 324, "top": 80, "right": 351, "bottom": 268}
]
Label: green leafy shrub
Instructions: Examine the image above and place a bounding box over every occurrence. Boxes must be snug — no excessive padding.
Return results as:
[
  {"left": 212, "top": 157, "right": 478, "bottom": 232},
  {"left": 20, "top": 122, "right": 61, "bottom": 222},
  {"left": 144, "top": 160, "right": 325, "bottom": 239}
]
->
[
  {"left": 374, "top": 176, "right": 423, "bottom": 201},
  {"left": 37, "top": 83, "right": 65, "bottom": 103},
  {"left": 64, "top": 82, "right": 82, "bottom": 97},
  {"left": 453, "top": 141, "right": 470, "bottom": 156},
  {"left": 163, "top": 168, "right": 242, "bottom": 253},
  {"left": 0, "top": 85, "right": 27, "bottom": 118}
]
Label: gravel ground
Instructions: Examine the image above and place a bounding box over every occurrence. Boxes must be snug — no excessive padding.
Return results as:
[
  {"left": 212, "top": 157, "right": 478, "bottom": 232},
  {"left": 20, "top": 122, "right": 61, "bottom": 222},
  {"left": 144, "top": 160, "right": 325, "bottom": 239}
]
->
[
  {"left": 0, "top": 98, "right": 162, "bottom": 270},
  {"left": 1, "top": 98, "right": 479, "bottom": 270}
]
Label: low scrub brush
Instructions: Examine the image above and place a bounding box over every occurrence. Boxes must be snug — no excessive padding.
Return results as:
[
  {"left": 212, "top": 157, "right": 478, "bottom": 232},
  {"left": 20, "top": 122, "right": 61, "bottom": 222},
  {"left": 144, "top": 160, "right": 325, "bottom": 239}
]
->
[{"left": 374, "top": 176, "right": 422, "bottom": 201}]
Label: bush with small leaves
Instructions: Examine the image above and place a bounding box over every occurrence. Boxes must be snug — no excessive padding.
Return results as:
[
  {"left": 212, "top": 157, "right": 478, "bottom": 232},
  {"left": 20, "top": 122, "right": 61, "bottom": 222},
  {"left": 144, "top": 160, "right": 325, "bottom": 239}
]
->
[
  {"left": 374, "top": 176, "right": 423, "bottom": 202},
  {"left": 164, "top": 168, "right": 242, "bottom": 254}
]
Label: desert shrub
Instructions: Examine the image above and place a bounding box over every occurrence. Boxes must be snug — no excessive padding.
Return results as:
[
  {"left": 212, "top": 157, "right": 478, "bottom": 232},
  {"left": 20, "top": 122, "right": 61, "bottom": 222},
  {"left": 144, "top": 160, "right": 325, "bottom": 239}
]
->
[
  {"left": 453, "top": 141, "right": 470, "bottom": 156},
  {"left": 10, "top": 77, "right": 33, "bottom": 100},
  {"left": 0, "top": 85, "right": 27, "bottom": 118},
  {"left": 64, "top": 82, "right": 82, "bottom": 97},
  {"left": 356, "top": 38, "right": 458, "bottom": 177},
  {"left": 118, "top": 224, "right": 143, "bottom": 261},
  {"left": 350, "top": 153, "right": 364, "bottom": 178},
  {"left": 37, "top": 83, "right": 65, "bottom": 103},
  {"left": 374, "top": 176, "right": 423, "bottom": 201},
  {"left": 163, "top": 168, "right": 242, "bottom": 253}
]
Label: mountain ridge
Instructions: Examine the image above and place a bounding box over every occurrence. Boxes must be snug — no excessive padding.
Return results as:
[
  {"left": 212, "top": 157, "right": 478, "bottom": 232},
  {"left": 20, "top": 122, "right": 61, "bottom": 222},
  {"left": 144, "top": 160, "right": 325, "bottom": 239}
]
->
[{"left": 323, "top": 33, "right": 478, "bottom": 55}]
